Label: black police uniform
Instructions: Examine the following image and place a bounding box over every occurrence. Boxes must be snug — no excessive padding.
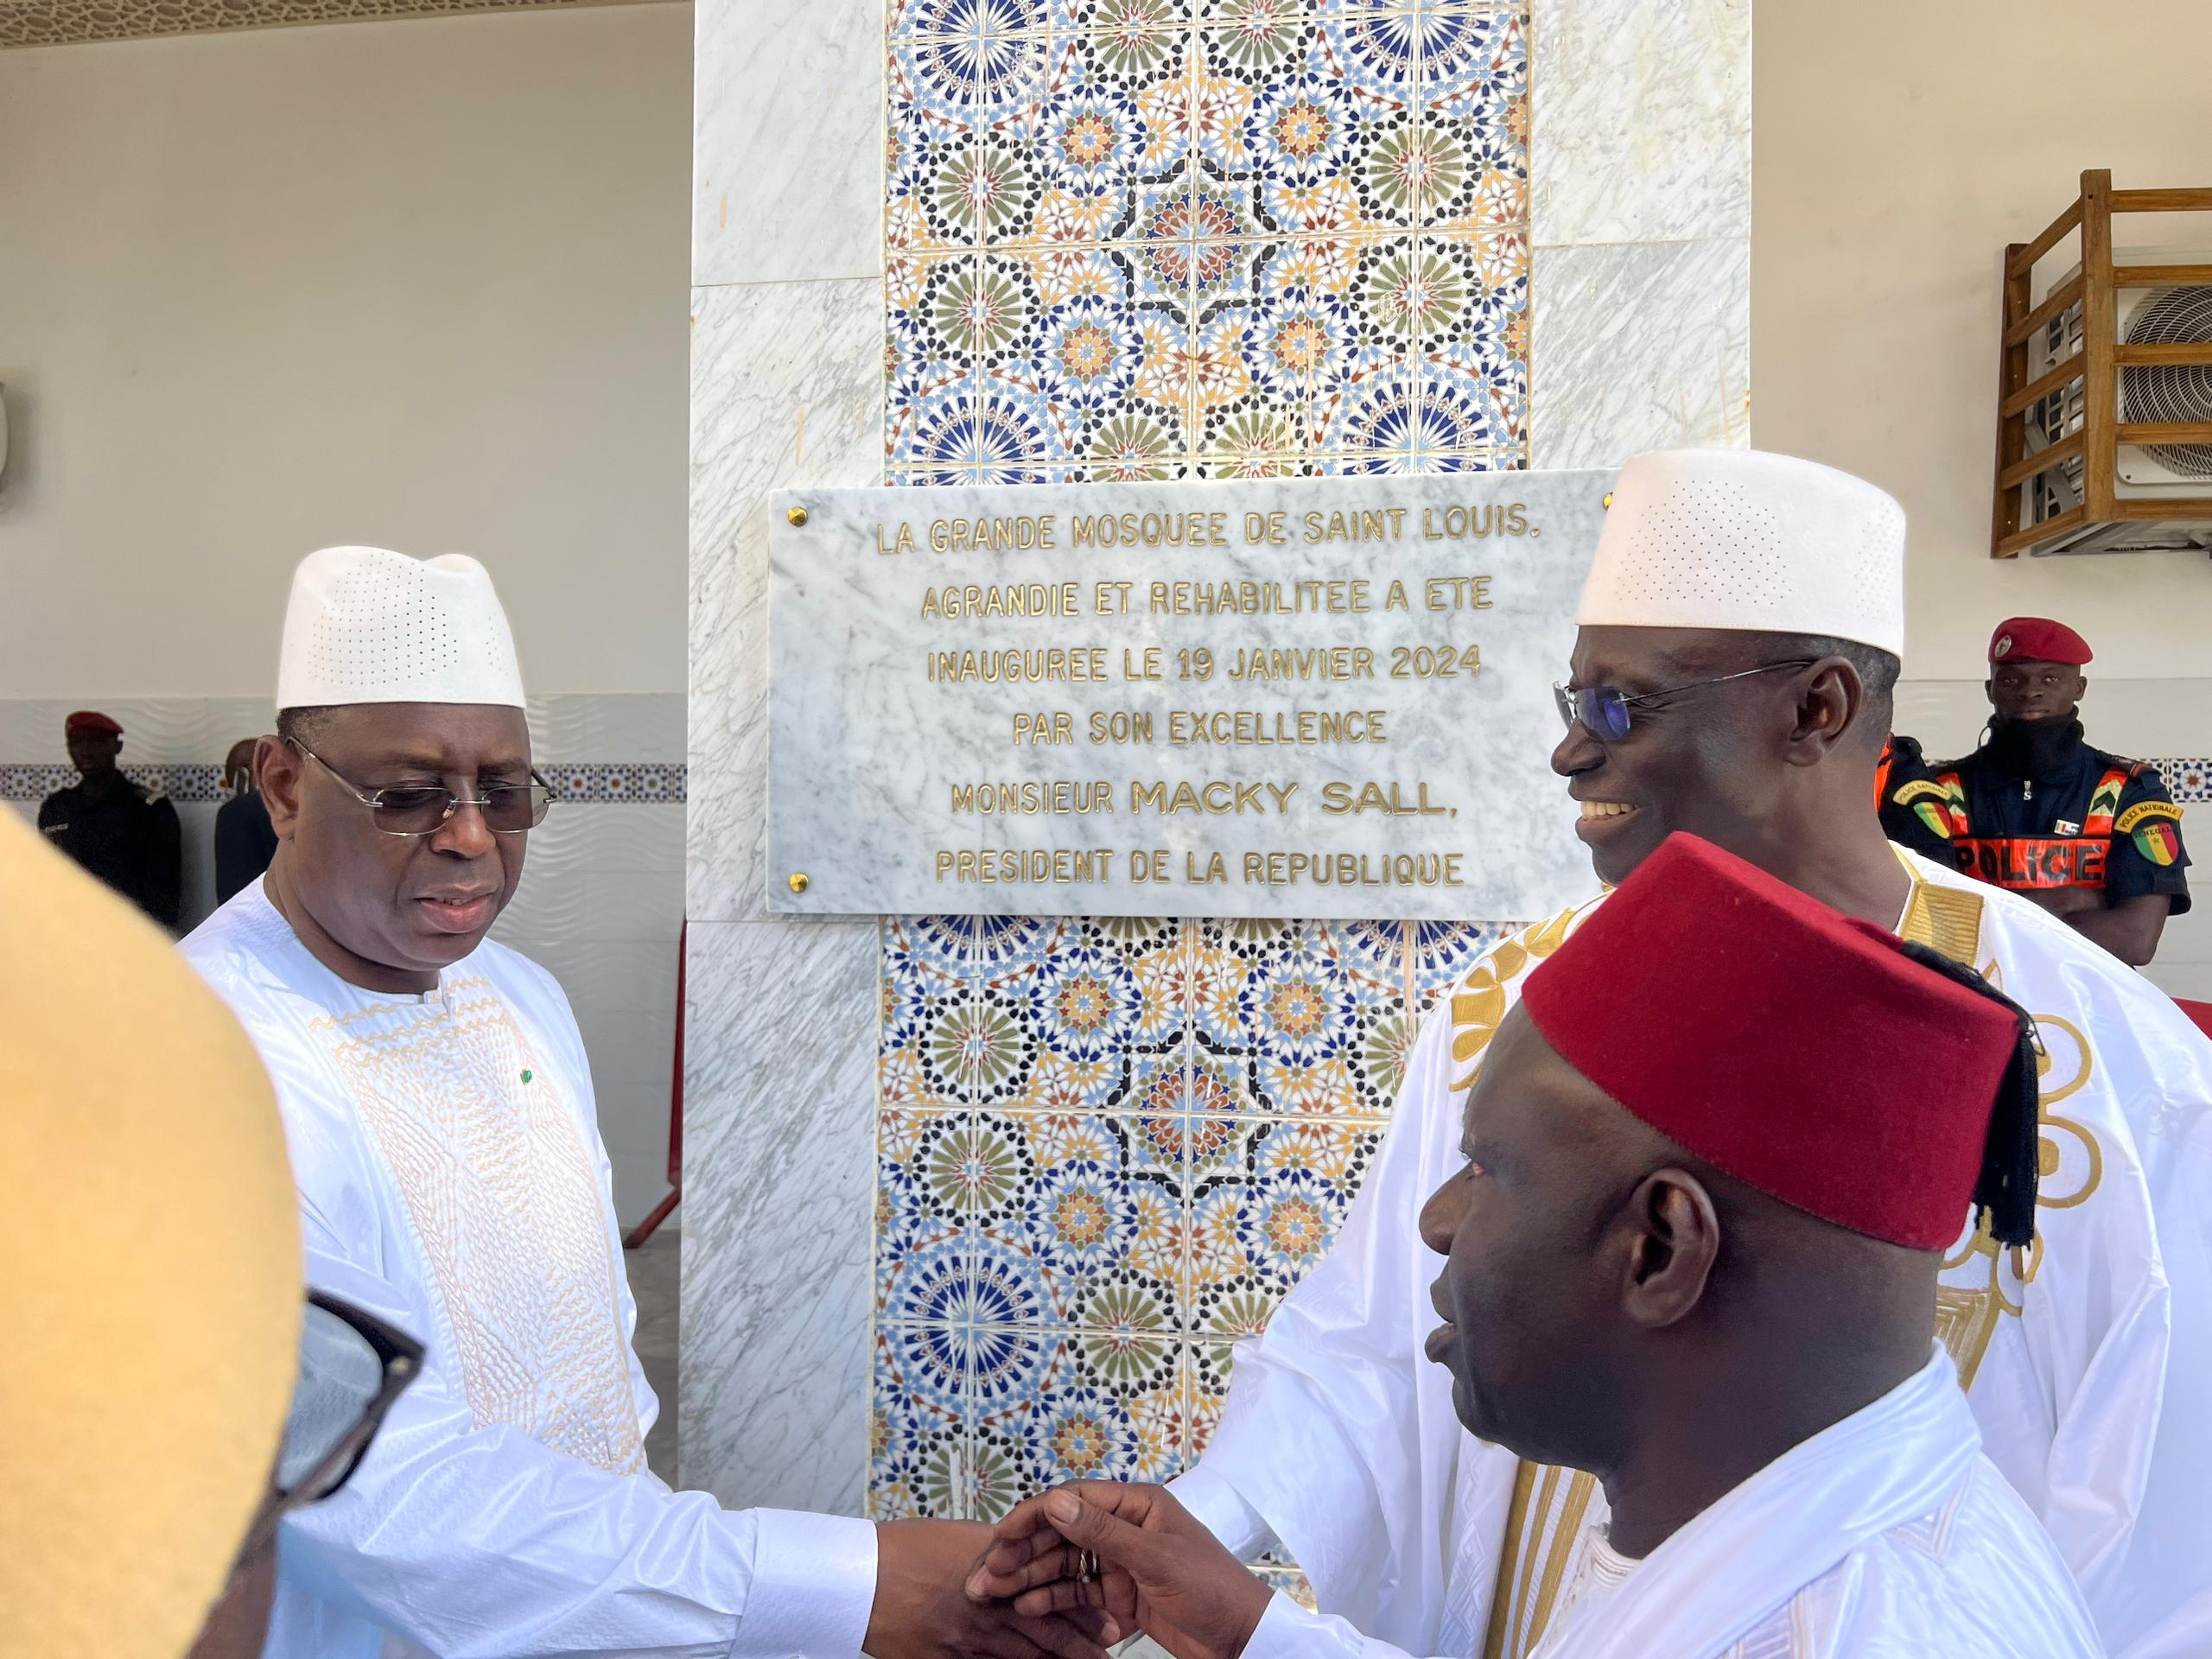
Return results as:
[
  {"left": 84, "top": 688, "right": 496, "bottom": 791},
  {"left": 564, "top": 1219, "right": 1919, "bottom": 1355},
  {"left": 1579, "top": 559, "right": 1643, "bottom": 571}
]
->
[
  {"left": 1875, "top": 734, "right": 1958, "bottom": 864},
  {"left": 1888, "top": 720, "right": 2190, "bottom": 915},
  {"left": 38, "top": 773, "right": 183, "bottom": 929}
]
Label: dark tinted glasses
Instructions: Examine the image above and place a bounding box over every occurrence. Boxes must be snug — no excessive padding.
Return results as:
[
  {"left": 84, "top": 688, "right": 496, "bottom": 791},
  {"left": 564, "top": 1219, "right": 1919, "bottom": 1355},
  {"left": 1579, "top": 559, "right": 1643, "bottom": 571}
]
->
[
  {"left": 1554, "top": 659, "right": 1819, "bottom": 742},
  {"left": 292, "top": 741, "right": 555, "bottom": 836},
  {"left": 238, "top": 1291, "right": 423, "bottom": 1560}
]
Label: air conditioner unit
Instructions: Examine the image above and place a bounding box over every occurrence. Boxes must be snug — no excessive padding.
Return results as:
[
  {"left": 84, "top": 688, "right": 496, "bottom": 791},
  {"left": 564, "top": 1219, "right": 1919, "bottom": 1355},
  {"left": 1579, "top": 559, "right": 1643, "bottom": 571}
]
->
[{"left": 2019, "top": 246, "right": 2212, "bottom": 556}]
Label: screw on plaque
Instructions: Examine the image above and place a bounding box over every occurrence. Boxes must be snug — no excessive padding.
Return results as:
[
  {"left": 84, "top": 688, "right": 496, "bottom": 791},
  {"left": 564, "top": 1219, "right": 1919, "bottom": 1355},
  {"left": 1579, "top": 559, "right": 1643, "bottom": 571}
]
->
[
  {"left": 1602, "top": 492, "right": 1613, "bottom": 509},
  {"left": 787, "top": 505, "right": 810, "bottom": 526},
  {"left": 788, "top": 872, "right": 810, "bottom": 893}
]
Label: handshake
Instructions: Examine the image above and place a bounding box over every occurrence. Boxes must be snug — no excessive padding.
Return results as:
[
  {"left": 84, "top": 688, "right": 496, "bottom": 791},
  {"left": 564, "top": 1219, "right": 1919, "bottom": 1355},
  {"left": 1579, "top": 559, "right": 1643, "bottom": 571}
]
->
[{"left": 931, "top": 1484, "right": 1278, "bottom": 1659}]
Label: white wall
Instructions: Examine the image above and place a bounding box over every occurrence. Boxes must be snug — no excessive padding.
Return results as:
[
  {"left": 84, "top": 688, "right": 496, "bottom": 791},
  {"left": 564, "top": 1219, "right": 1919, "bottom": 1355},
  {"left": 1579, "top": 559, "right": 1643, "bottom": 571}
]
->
[
  {"left": 0, "top": 6, "right": 695, "bottom": 1223},
  {"left": 0, "top": 3, "right": 692, "bottom": 696},
  {"left": 1753, "top": 0, "right": 2212, "bottom": 995}
]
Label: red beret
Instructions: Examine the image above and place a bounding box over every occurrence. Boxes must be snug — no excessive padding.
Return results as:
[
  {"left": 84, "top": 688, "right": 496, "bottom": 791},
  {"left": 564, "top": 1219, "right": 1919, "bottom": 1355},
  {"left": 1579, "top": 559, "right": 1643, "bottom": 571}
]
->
[
  {"left": 1989, "top": 616, "right": 2091, "bottom": 666},
  {"left": 64, "top": 711, "right": 123, "bottom": 737},
  {"left": 1518, "top": 835, "right": 2021, "bottom": 1250}
]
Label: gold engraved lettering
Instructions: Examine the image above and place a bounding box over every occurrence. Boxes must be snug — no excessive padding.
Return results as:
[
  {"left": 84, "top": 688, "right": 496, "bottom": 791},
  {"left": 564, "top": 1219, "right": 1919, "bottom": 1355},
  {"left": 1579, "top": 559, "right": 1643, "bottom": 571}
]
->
[
  {"left": 950, "top": 782, "right": 1115, "bottom": 815},
  {"left": 1224, "top": 645, "right": 1377, "bottom": 682},
  {"left": 934, "top": 849, "right": 1115, "bottom": 883},
  {"left": 1088, "top": 711, "right": 1154, "bottom": 745},
  {"left": 927, "top": 646, "right": 1111, "bottom": 683},
  {"left": 1147, "top": 580, "right": 1375, "bottom": 616},
  {"left": 1125, "top": 780, "right": 1300, "bottom": 816},
  {"left": 1425, "top": 575, "right": 1494, "bottom": 611},
  {"left": 920, "top": 582, "right": 1080, "bottom": 620},
  {"left": 1071, "top": 511, "right": 1229, "bottom": 550},
  {"left": 1166, "top": 709, "right": 1389, "bottom": 745},
  {"left": 1420, "top": 505, "right": 1529, "bottom": 542},
  {"left": 1246, "top": 852, "right": 1464, "bottom": 887}
]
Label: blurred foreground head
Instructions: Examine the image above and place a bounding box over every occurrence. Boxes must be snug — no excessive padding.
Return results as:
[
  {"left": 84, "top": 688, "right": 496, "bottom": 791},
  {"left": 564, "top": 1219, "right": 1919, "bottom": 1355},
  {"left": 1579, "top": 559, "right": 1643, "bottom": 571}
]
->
[{"left": 0, "top": 810, "right": 302, "bottom": 1657}]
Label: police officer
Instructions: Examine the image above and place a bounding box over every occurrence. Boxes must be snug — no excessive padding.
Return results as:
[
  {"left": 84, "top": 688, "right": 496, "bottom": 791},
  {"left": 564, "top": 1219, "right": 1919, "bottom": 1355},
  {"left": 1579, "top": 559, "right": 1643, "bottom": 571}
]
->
[
  {"left": 37, "top": 711, "right": 181, "bottom": 930},
  {"left": 1885, "top": 618, "right": 2190, "bottom": 966}
]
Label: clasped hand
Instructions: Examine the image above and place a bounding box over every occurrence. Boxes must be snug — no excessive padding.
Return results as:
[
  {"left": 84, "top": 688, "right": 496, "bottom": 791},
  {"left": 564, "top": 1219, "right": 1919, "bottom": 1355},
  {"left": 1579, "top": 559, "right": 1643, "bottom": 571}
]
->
[{"left": 963, "top": 1484, "right": 1274, "bottom": 1659}]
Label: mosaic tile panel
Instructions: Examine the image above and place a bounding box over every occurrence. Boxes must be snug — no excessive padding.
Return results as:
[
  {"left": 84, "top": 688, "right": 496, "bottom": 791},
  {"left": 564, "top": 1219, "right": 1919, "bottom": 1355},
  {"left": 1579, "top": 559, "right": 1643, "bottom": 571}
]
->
[
  {"left": 873, "top": 909, "right": 1422, "bottom": 1517},
  {"left": 0, "top": 761, "right": 685, "bottom": 804},
  {"left": 884, "top": 0, "right": 1533, "bottom": 480}
]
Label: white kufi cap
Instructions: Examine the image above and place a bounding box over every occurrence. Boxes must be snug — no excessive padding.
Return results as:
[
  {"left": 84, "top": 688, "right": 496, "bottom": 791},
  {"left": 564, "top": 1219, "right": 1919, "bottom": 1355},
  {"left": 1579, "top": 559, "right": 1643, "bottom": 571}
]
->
[
  {"left": 1578, "top": 449, "right": 1906, "bottom": 655},
  {"left": 276, "top": 545, "right": 526, "bottom": 712}
]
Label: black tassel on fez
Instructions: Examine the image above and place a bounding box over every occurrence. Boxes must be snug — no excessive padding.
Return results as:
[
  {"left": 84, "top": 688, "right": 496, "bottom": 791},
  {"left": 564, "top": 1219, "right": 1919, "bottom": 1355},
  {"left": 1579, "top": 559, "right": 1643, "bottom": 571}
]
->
[{"left": 1897, "top": 940, "right": 2042, "bottom": 1249}]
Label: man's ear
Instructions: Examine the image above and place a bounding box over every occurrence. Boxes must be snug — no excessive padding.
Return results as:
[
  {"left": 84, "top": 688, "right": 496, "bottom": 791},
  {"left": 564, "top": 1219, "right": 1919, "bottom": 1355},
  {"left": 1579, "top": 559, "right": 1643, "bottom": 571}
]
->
[
  {"left": 257, "top": 736, "right": 303, "bottom": 838},
  {"left": 1618, "top": 1168, "right": 1721, "bottom": 1329},
  {"left": 1783, "top": 658, "right": 1862, "bottom": 766}
]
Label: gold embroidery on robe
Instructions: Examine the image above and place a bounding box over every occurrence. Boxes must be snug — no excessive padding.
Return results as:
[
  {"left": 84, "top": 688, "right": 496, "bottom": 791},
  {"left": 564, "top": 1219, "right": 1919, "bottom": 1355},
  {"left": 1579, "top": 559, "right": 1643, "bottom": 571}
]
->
[
  {"left": 1450, "top": 906, "right": 1585, "bottom": 1093},
  {"left": 315, "top": 976, "right": 645, "bottom": 1476},
  {"left": 1479, "top": 1463, "right": 1600, "bottom": 1659},
  {"left": 1468, "top": 863, "right": 2103, "bottom": 1658}
]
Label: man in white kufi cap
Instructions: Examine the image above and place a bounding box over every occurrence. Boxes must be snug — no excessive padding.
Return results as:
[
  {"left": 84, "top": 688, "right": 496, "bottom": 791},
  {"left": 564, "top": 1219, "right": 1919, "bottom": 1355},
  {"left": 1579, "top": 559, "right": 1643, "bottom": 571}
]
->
[
  {"left": 181, "top": 548, "right": 1119, "bottom": 1659},
  {"left": 1162, "top": 451, "right": 2212, "bottom": 1659}
]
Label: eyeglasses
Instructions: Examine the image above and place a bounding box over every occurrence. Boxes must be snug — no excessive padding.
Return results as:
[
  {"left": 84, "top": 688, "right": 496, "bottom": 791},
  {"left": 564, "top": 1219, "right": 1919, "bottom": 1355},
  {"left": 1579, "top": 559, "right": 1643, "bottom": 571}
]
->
[
  {"left": 1553, "top": 660, "right": 1820, "bottom": 743},
  {"left": 238, "top": 1291, "right": 423, "bottom": 1559},
  {"left": 290, "top": 740, "right": 554, "bottom": 836}
]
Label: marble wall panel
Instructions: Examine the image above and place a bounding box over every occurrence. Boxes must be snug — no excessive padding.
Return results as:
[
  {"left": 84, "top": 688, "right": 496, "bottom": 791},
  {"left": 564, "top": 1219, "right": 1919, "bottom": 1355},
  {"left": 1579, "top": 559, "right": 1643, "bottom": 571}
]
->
[
  {"left": 692, "top": 0, "right": 886, "bottom": 285},
  {"left": 1528, "top": 238, "right": 1750, "bottom": 472},
  {"left": 677, "top": 915, "right": 880, "bottom": 1509},
  {"left": 1529, "top": 0, "right": 1751, "bottom": 248},
  {"left": 689, "top": 279, "right": 887, "bottom": 924},
  {"left": 766, "top": 473, "right": 1607, "bottom": 922}
]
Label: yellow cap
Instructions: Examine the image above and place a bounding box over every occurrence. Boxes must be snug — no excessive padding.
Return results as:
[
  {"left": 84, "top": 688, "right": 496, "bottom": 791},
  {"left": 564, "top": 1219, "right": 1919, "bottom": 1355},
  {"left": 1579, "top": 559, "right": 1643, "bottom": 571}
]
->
[{"left": 0, "top": 812, "right": 302, "bottom": 1658}]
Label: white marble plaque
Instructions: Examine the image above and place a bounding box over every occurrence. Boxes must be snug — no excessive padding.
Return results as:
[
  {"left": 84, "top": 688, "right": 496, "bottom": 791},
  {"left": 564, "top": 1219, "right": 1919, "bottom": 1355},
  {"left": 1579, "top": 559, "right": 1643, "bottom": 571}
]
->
[{"left": 765, "top": 473, "right": 1610, "bottom": 920}]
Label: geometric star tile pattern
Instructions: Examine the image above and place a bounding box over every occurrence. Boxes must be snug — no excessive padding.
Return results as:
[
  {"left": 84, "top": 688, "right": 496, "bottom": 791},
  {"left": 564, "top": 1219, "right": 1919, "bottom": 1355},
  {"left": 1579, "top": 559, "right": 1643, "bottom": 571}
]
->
[
  {"left": 870, "top": 913, "right": 1513, "bottom": 1521},
  {"left": 887, "top": 0, "right": 1531, "bottom": 481}
]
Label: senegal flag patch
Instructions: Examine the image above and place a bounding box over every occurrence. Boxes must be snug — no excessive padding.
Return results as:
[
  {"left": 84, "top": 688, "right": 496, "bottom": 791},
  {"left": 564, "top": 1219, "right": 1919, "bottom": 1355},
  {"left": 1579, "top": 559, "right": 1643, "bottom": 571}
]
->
[{"left": 2134, "top": 820, "right": 2182, "bottom": 868}]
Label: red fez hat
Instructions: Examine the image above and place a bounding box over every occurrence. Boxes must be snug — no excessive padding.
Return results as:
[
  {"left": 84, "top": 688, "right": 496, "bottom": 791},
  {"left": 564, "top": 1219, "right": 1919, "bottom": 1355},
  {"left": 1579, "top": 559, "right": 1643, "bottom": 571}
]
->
[
  {"left": 1519, "top": 835, "right": 2036, "bottom": 1251},
  {"left": 1989, "top": 616, "right": 2091, "bottom": 666},
  {"left": 64, "top": 710, "right": 123, "bottom": 737}
]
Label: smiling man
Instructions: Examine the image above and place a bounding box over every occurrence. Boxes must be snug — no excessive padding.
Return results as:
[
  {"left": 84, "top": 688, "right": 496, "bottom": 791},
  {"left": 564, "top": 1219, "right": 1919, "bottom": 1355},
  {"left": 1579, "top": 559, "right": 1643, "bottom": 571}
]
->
[
  {"left": 1165, "top": 451, "right": 2212, "bottom": 1659},
  {"left": 1901, "top": 619, "right": 2190, "bottom": 965},
  {"left": 969, "top": 837, "right": 2102, "bottom": 1659},
  {"left": 180, "top": 547, "right": 1104, "bottom": 1659}
]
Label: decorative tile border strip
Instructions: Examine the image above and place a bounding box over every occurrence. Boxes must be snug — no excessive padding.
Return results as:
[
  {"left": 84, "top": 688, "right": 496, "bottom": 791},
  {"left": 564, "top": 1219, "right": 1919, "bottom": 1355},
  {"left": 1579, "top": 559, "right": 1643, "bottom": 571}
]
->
[
  {"left": 1, "top": 762, "right": 686, "bottom": 805},
  {"left": 2159, "top": 758, "right": 2210, "bottom": 803}
]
